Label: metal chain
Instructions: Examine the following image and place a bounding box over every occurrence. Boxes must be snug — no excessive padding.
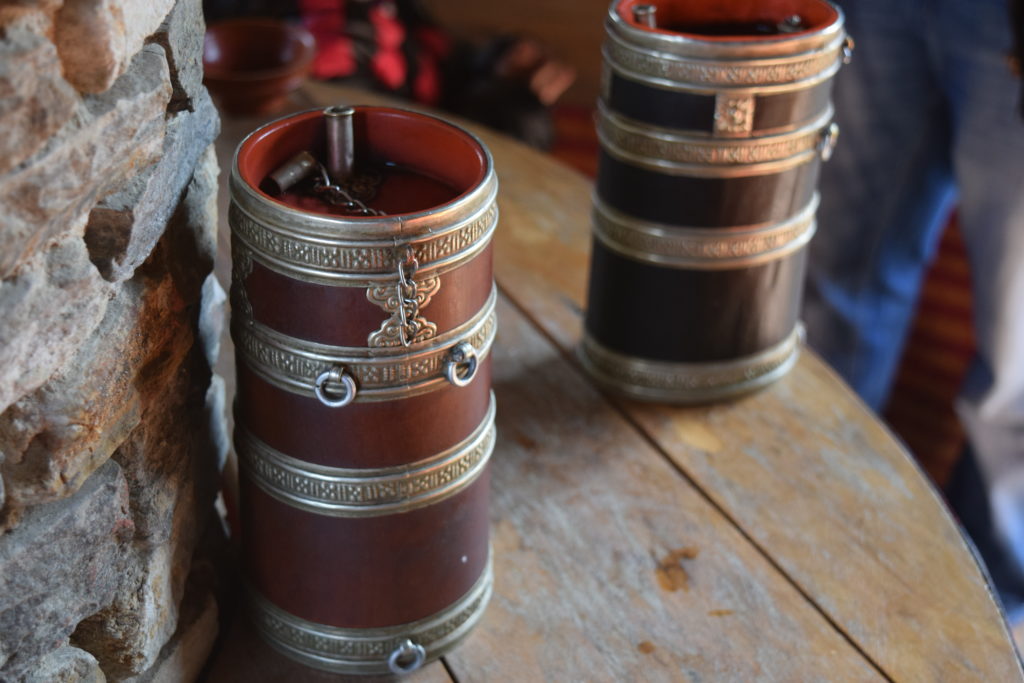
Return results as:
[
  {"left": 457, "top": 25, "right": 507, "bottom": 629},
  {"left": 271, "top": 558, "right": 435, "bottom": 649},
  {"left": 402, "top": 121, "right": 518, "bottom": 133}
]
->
[
  {"left": 395, "top": 245, "right": 422, "bottom": 347},
  {"left": 311, "top": 164, "right": 384, "bottom": 216}
]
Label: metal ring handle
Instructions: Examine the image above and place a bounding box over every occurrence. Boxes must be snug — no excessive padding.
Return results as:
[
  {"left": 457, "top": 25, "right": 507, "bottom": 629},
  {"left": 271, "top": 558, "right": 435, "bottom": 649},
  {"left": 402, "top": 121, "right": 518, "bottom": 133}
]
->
[
  {"left": 387, "top": 639, "right": 426, "bottom": 674},
  {"left": 314, "top": 366, "right": 358, "bottom": 407},
  {"left": 818, "top": 122, "right": 840, "bottom": 161},
  {"left": 842, "top": 35, "right": 855, "bottom": 64},
  {"left": 444, "top": 342, "right": 478, "bottom": 387}
]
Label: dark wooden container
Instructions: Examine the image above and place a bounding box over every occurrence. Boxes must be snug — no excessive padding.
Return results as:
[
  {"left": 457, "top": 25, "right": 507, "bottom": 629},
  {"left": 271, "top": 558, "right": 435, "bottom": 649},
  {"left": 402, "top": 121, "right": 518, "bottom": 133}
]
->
[
  {"left": 229, "top": 107, "right": 497, "bottom": 675},
  {"left": 580, "top": 0, "right": 849, "bottom": 402}
]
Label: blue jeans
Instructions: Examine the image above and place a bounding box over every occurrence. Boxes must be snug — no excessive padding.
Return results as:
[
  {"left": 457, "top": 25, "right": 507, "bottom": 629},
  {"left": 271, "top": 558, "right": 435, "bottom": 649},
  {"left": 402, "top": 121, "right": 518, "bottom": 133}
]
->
[{"left": 804, "top": 0, "right": 1024, "bottom": 573}]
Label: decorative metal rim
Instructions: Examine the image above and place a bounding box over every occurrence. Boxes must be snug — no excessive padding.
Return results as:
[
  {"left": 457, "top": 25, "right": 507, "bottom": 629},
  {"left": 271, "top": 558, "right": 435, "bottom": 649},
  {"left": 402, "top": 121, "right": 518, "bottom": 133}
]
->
[
  {"left": 229, "top": 195, "right": 498, "bottom": 287},
  {"left": 592, "top": 194, "right": 818, "bottom": 269},
  {"left": 602, "top": 36, "right": 845, "bottom": 97},
  {"left": 598, "top": 118, "right": 824, "bottom": 177},
  {"left": 233, "top": 286, "right": 497, "bottom": 402},
  {"left": 605, "top": 1, "right": 847, "bottom": 66},
  {"left": 597, "top": 101, "right": 835, "bottom": 166},
  {"left": 578, "top": 325, "right": 802, "bottom": 403},
  {"left": 248, "top": 551, "right": 494, "bottom": 675},
  {"left": 230, "top": 107, "right": 498, "bottom": 240},
  {"left": 238, "top": 395, "right": 496, "bottom": 517}
]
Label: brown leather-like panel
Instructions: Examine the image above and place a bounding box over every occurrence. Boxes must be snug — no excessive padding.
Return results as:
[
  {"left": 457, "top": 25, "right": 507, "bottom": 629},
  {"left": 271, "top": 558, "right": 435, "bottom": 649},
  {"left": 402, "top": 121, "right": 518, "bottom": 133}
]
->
[
  {"left": 244, "top": 244, "right": 494, "bottom": 347},
  {"left": 235, "top": 355, "right": 493, "bottom": 469},
  {"left": 241, "top": 469, "right": 491, "bottom": 629}
]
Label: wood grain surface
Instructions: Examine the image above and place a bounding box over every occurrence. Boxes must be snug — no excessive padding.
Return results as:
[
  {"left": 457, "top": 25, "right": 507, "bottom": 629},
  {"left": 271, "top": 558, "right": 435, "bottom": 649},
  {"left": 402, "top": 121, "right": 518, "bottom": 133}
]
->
[{"left": 205, "top": 83, "right": 1023, "bottom": 681}]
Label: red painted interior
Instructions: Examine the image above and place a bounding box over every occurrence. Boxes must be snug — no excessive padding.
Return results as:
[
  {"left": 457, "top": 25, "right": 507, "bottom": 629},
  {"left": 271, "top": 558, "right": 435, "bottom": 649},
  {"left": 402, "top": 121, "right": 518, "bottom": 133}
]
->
[
  {"left": 616, "top": 0, "right": 839, "bottom": 40},
  {"left": 236, "top": 107, "right": 488, "bottom": 218}
]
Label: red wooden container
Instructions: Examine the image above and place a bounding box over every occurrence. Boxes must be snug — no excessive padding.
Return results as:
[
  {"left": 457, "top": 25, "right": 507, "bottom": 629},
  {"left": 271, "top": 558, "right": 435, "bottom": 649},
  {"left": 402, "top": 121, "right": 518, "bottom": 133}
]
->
[{"left": 229, "top": 107, "right": 497, "bottom": 675}]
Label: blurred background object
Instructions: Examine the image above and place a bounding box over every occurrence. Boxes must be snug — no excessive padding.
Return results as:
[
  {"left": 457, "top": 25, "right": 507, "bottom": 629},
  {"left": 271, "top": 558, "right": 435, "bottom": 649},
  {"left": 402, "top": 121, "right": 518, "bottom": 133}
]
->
[
  {"left": 203, "top": 0, "right": 577, "bottom": 148},
  {"left": 203, "top": 18, "right": 316, "bottom": 115}
]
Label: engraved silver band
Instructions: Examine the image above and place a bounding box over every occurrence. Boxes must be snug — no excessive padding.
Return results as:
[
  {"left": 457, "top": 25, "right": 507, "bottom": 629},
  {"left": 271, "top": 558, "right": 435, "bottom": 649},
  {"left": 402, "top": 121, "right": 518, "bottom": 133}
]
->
[
  {"left": 578, "top": 326, "right": 803, "bottom": 403},
  {"left": 228, "top": 196, "right": 498, "bottom": 287},
  {"left": 598, "top": 110, "right": 829, "bottom": 177},
  {"left": 248, "top": 552, "right": 493, "bottom": 675},
  {"left": 598, "top": 102, "right": 835, "bottom": 166},
  {"left": 603, "top": 38, "right": 844, "bottom": 98},
  {"left": 604, "top": 9, "right": 847, "bottom": 93},
  {"left": 233, "top": 286, "right": 497, "bottom": 402},
  {"left": 592, "top": 194, "right": 818, "bottom": 270},
  {"left": 239, "top": 395, "right": 495, "bottom": 517}
]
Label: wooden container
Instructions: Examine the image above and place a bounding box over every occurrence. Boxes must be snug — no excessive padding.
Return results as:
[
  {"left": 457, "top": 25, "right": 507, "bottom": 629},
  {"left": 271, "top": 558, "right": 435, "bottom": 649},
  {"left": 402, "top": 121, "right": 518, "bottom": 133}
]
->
[
  {"left": 229, "top": 107, "right": 497, "bottom": 675},
  {"left": 580, "top": 0, "right": 849, "bottom": 402}
]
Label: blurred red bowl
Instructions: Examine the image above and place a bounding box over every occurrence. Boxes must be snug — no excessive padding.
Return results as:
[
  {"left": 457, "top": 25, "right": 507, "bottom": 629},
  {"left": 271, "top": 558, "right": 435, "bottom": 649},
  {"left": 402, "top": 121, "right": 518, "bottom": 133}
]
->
[{"left": 203, "top": 19, "right": 316, "bottom": 116}]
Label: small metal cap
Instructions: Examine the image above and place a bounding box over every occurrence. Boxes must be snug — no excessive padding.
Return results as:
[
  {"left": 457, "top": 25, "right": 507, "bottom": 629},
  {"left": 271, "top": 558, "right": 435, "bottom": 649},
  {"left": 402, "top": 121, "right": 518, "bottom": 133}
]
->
[
  {"left": 632, "top": 4, "right": 657, "bottom": 28},
  {"left": 777, "top": 15, "right": 805, "bottom": 33},
  {"left": 387, "top": 639, "right": 426, "bottom": 674},
  {"left": 266, "top": 151, "right": 319, "bottom": 195}
]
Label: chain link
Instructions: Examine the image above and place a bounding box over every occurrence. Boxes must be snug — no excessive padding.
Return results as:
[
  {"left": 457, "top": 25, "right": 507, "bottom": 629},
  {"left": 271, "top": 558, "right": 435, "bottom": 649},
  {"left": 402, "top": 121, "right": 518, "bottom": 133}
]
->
[
  {"left": 395, "top": 245, "right": 423, "bottom": 346},
  {"left": 311, "top": 164, "right": 384, "bottom": 216}
]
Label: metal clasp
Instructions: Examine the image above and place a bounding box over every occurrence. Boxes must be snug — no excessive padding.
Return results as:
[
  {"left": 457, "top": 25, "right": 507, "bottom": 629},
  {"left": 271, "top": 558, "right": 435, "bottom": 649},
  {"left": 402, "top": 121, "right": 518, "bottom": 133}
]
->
[
  {"left": 387, "top": 639, "right": 426, "bottom": 674},
  {"left": 444, "top": 342, "right": 479, "bottom": 387},
  {"left": 314, "top": 366, "right": 357, "bottom": 408}
]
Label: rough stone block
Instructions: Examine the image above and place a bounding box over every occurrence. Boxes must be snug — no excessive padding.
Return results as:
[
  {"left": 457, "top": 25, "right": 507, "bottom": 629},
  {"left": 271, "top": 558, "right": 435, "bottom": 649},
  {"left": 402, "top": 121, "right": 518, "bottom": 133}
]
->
[
  {"left": 71, "top": 352, "right": 218, "bottom": 678},
  {"left": 148, "top": 0, "right": 205, "bottom": 113},
  {"left": 54, "top": 0, "right": 176, "bottom": 94},
  {"left": 0, "top": 8, "right": 80, "bottom": 176},
  {"left": 0, "top": 148, "right": 220, "bottom": 529},
  {"left": 0, "top": 43, "right": 171, "bottom": 278},
  {"left": 0, "top": 460, "right": 133, "bottom": 681},
  {"left": 24, "top": 646, "right": 106, "bottom": 683},
  {"left": 85, "top": 91, "right": 219, "bottom": 282},
  {"left": 0, "top": 235, "right": 111, "bottom": 419},
  {"left": 123, "top": 589, "right": 217, "bottom": 683}
]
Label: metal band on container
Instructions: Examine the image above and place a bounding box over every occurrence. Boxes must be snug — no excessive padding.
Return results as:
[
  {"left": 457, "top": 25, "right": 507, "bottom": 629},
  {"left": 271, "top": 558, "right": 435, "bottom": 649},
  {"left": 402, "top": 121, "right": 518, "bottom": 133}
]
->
[
  {"left": 578, "top": 326, "right": 802, "bottom": 403},
  {"left": 598, "top": 102, "right": 834, "bottom": 167},
  {"left": 239, "top": 395, "right": 495, "bottom": 517},
  {"left": 228, "top": 196, "right": 498, "bottom": 287},
  {"left": 248, "top": 553, "right": 493, "bottom": 675},
  {"left": 602, "top": 21, "right": 847, "bottom": 95},
  {"left": 233, "top": 286, "right": 497, "bottom": 402},
  {"left": 592, "top": 194, "right": 818, "bottom": 270},
  {"left": 598, "top": 109, "right": 831, "bottom": 177}
]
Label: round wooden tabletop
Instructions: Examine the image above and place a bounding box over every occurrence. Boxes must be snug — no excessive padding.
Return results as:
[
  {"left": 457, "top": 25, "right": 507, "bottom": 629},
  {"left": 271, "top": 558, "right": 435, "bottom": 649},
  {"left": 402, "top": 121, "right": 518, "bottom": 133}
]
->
[{"left": 207, "top": 83, "right": 1023, "bottom": 682}]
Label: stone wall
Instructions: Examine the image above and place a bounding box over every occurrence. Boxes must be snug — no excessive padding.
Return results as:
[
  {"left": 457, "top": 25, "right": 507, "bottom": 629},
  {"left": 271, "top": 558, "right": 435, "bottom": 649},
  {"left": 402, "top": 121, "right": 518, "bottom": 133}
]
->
[{"left": 0, "top": 0, "right": 221, "bottom": 680}]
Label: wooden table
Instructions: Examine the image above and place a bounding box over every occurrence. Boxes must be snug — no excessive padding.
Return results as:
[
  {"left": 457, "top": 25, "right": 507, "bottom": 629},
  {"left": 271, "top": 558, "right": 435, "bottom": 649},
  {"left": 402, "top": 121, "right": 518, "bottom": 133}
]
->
[{"left": 206, "top": 83, "right": 1023, "bottom": 681}]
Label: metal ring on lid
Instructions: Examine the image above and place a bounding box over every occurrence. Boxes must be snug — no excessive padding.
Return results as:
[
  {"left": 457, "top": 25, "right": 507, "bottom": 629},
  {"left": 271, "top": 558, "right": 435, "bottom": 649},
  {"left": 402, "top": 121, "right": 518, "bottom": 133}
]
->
[
  {"left": 388, "top": 640, "right": 427, "bottom": 674},
  {"left": 818, "top": 122, "right": 840, "bottom": 161},
  {"left": 445, "top": 342, "right": 479, "bottom": 387},
  {"left": 313, "top": 366, "right": 357, "bottom": 408}
]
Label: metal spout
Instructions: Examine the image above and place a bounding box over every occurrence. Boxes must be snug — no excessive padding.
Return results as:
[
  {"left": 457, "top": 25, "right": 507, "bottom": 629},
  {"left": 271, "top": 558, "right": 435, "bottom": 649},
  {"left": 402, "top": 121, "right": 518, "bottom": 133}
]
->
[
  {"left": 633, "top": 4, "right": 657, "bottom": 28},
  {"left": 324, "top": 105, "right": 356, "bottom": 184}
]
